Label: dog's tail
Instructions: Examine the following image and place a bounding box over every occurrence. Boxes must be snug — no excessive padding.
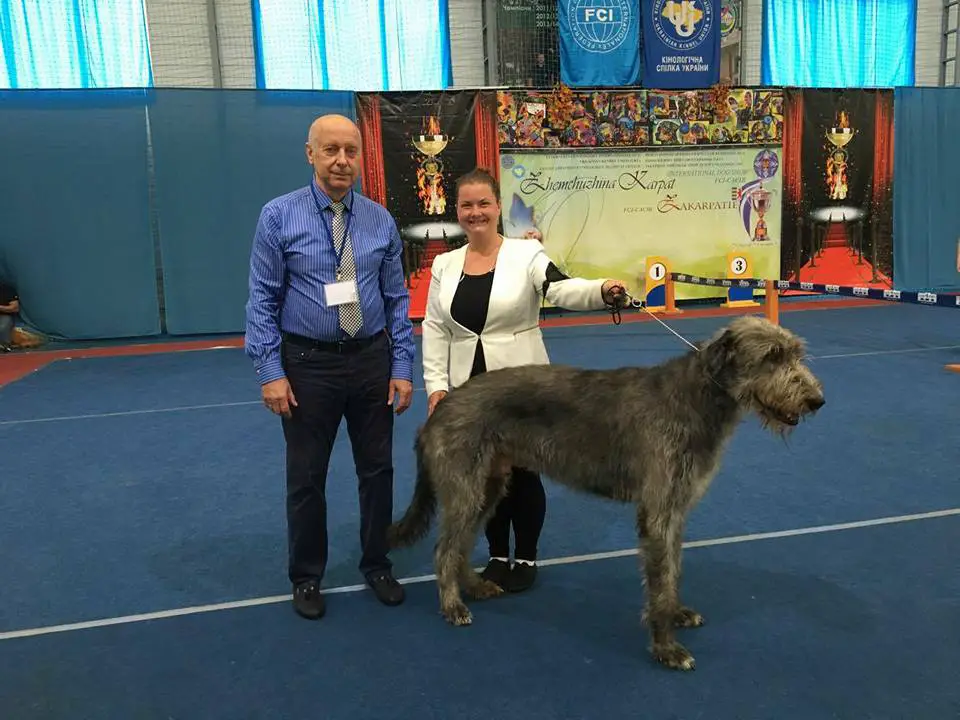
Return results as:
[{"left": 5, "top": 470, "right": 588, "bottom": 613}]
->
[{"left": 386, "top": 433, "right": 436, "bottom": 548}]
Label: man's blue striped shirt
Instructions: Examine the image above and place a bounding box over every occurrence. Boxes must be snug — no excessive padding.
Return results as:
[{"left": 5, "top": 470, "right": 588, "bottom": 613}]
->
[{"left": 244, "top": 179, "right": 415, "bottom": 385}]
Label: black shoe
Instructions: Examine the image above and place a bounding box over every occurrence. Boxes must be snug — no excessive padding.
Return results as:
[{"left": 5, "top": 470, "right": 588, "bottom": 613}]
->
[
  {"left": 366, "top": 570, "right": 405, "bottom": 606},
  {"left": 292, "top": 579, "right": 326, "bottom": 619},
  {"left": 507, "top": 562, "right": 538, "bottom": 592},
  {"left": 480, "top": 558, "right": 512, "bottom": 590}
]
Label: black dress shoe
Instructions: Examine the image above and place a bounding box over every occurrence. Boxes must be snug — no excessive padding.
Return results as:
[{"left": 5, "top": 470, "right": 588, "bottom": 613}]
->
[
  {"left": 366, "top": 571, "right": 405, "bottom": 606},
  {"left": 507, "top": 562, "right": 537, "bottom": 593},
  {"left": 480, "top": 558, "right": 512, "bottom": 589},
  {"left": 292, "top": 579, "right": 326, "bottom": 619}
]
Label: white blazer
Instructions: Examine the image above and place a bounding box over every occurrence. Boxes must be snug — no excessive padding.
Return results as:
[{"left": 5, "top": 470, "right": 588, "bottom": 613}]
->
[{"left": 421, "top": 236, "right": 608, "bottom": 397}]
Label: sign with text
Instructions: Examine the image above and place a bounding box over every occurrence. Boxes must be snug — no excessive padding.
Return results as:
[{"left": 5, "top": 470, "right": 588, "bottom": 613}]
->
[
  {"left": 640, "top": 0, "right": 720, "bottom": 89},
  {"left": 498, "top": 145, "right": 782, "bottom": 301}
]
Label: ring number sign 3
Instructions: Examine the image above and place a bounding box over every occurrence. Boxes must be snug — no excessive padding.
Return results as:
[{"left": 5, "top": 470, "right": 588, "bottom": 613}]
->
[{"left": 730, "top": 256, "right": 748, "bottom": 277}]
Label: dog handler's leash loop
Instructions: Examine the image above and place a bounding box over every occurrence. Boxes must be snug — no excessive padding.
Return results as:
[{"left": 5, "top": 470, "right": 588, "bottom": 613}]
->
[{"left": 605, "top": 286, "right": 643, "bottom": 326}]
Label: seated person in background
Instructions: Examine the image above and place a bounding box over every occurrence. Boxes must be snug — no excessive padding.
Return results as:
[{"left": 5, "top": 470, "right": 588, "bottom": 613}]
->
[{"left": 0, "top": 277, "right": 18, "bottom": 352}]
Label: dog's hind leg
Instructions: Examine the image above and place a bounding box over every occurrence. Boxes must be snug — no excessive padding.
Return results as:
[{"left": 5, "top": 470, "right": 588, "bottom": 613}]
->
[
  {"left": 637, "top": 506, "right": 696, "bottom": 671},
  {"left": 462, "top": 466, "right": 512, "bottom": 598},
  {"left": 455, "top": 472, "right": 509, "bottom": 603},
  {"left": 434, "top": 517, "right": 474, "bottom": 626},
  {"left": 433, "top": 481, "right": 493, "bottom": 626},
  {"left": 458, "top": 535, "right": 504, "bottom": 602}
]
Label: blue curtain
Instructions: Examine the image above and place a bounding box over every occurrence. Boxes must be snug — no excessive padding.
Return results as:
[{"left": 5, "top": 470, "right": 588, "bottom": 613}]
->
[
  {"left": 252, "top": 0, "right": 452, "bottom": 91},
  {"left": 149, "top": 89, "right": 357, "bottom": 336},
  {"left": 892, "top": 87, "right": 960, "bottom": 292},
  {"left": 0, "top": 0, "right": 153, "bottom": 89},
  {"left": 761, "top": 0, "right": 915, "bottom": 87},
  {"left": 0, "top": 90, "right": 160, "bottom": 340}
]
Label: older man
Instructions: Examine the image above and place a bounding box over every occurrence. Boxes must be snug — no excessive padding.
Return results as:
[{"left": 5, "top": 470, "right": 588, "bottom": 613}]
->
[{"left": 245, "top": 114, "right": 415, "bottom": 620}]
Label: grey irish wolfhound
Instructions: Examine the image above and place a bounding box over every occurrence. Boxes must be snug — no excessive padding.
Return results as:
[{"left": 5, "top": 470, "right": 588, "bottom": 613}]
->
[{"left": 388, "top": 315, "right": 825, "bottom": 670}]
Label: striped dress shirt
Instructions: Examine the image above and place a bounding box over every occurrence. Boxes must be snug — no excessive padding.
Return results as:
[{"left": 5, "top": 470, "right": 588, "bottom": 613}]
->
[{"left": 244, "top": 179, "right": 415, "bottom": 385}]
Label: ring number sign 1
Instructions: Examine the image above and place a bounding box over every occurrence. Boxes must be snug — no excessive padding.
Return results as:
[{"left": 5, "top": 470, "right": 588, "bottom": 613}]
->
[{"left": 648, "top": 262, "right": 666, "bottom": 281}]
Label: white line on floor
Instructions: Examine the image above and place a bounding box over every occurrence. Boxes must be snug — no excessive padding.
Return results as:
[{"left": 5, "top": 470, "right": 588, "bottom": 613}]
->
[
  {"left": 0, "top": 400, "right": 264, "bottom": 426},
  {"left": 1, "top": 506, "right": 956, "bottom": 642},
  {"left": 810, "top": 344, "right": 960, "bottom": 360},
  {"left": 3, "top": 343, "right": 959, "bottom": 428}
]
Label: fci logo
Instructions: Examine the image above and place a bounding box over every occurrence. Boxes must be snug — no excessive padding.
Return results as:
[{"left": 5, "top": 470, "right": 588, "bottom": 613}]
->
[
  {"left": 569, "top": 0, "right": 632, "bottom": 53},
  {"left": 581, "top": 6, "right": 618, "bottom": 22}
]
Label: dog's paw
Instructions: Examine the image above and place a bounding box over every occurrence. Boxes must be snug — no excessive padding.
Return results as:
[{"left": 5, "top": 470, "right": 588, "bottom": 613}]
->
[
  {"left": 441, "top": 602, "right": 473, "bottom": 626},
  {"left": 652, "top": 641, "right": 696, "bottom": 671},
  {"left": 673, "top": 606, "right": 705, "bottom": 628},
  {"left": 466, "top": 578, "right": 505, "bottom": 601}
]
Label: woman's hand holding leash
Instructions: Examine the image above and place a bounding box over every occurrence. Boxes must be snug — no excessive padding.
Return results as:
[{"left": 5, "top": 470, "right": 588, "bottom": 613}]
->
[
  {"left": 602, "top": 279, "right": 631, "bottom": 307},
  {"left": 603, "top": 280, "right": 636, "bottom": 325},
  {"left": 602, "top": 280, "right": 644, "bottom": 325}
]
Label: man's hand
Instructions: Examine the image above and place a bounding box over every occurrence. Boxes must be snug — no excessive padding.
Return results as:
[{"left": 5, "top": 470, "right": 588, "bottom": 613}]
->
[
  {"left": 427, "top": 390, "right": 447, "bottom": 417},
  {"left": 262, "top": 378, "right": 297, "bottom": 418},
  {"left": 388, "top": 379, "right": 413, "bottom": 415}
]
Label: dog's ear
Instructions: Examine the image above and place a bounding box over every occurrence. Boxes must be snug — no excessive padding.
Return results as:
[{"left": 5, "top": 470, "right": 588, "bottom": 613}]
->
[
  {"left": 700, "top": 329, "right": 737, "bottom": 382},
  {"left": 764, "top": 343, "right": 784, "bottom": 364}
]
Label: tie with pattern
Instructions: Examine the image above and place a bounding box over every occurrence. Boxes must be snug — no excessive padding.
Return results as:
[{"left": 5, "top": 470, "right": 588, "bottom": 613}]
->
[{"left": 330, "top": 201, "right": 363, "bottom": 336}]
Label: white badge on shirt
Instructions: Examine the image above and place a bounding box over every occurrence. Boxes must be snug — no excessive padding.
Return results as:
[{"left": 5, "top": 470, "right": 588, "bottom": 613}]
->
[{"left": 324, "top": 280, "right": 359, "bottom": 307}]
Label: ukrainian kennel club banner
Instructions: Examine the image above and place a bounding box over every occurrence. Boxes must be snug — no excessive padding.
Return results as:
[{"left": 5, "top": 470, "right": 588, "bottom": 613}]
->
[
  {"left": 498, "top": 145, "right": 782, "bottom": 301},
  {"left": 640, "top": 0, "right": 721, "bottom": 89},
  {"left": 558, "top": 0, "right": 642, "bottom": 87}
]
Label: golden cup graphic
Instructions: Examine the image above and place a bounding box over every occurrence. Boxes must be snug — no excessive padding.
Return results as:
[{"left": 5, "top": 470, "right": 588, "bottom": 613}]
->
[
  {"left": 412, "top": 116, "right": 450, "bottom": 216},
  {"left": 750, "top": 186, "right": 771, "bottom": 242},
  {"left": 825, "top": 111, "right": 855, "bottom": 201}
]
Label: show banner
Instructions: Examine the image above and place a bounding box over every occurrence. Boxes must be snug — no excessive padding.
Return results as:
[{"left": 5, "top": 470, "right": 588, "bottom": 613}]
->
[
  {"left": 354, "top": 89, "right": 500, "bottom": 319},
  {"left": 499, "top": 145, "right": 782, "bottom": 301},
  {"left": 779, "top": 88, "right": 894, "bottom": 289},
  {"left": 497, "top": 85, "right": 784, "bottom": 149}
]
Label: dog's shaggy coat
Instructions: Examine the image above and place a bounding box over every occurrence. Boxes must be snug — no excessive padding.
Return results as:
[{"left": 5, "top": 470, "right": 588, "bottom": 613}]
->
[{"left": 388, "top": 315, "right": 825, "bottom": 670}]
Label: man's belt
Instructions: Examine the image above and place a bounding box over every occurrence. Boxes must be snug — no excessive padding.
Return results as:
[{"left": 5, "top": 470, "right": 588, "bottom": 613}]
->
[{"left": 282, "top": 329, "right": 384, "bottom": 354}]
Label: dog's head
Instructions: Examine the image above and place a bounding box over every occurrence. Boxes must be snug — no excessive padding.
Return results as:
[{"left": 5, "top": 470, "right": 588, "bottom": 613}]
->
[{"left": 699, "top": 315, "right": 824, "bottom": 435}]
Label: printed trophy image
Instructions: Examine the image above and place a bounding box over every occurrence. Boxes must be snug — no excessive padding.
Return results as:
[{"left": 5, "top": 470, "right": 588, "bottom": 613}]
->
[
  {"left": 825, "top": 111, "right": 855, "bottom": 201},
  {"left": 750, "top": 186, "right": 771, "bottom": 242},
  {"left": 412, "top": 116, "right": 451, "bottom": 216}
]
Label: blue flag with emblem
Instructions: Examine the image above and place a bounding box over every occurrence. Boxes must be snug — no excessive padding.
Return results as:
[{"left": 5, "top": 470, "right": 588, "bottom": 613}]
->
[
  {"left": 640, "top": 0, "right": 720, "bottom": 89},
  {"left": 558, "top": 0, "right": 642, "bottom": 87}
]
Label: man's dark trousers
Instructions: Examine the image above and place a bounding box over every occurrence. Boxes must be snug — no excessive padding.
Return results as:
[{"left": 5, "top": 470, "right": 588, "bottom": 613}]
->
[{"left": 280, "top": 330, "right": 394, "bottom": 585}]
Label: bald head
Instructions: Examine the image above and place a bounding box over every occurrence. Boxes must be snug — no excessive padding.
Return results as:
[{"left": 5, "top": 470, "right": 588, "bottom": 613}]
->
[
  {"left": 305, "top": 114, "right": 362, "bottom": 200},
  {"left": 307, "top": 113, "right": 361, "bottom": 146}
]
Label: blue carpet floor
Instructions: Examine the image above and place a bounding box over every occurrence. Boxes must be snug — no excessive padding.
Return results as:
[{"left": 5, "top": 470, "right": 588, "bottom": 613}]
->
[
  {"left": 0, "top": 518, "right": 956, "bottom": 719},
  {"left": 0, "top": 303, "right": 958, "bottom": 718}
]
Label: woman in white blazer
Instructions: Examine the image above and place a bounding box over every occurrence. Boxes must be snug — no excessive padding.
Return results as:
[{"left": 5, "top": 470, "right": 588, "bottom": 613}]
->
[{"left": 420, "top": 167, "right": 628, "bottom": 593}]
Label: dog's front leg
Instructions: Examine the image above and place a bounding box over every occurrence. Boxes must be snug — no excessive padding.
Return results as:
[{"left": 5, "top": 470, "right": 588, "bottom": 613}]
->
[
  {"left": 637, "top": 507, "right": 696, "bottom": 671},
  {"left": 666, "top": 517, "right": 704, "bottom": 630}
]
